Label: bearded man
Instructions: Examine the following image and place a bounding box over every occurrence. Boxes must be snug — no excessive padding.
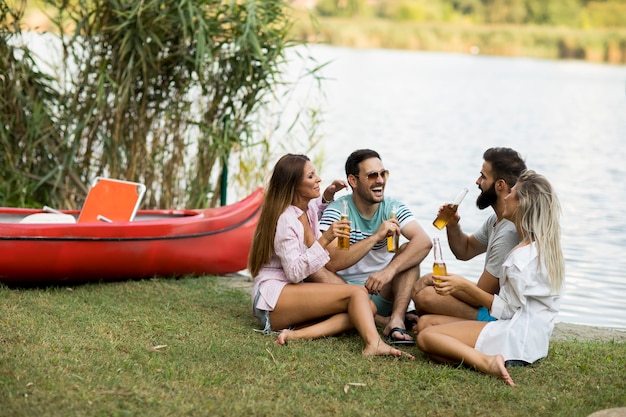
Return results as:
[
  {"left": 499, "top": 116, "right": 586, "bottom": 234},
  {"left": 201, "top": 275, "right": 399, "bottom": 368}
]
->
[{"left": 412, "top": 147, "right": 527, "bottom": 321}]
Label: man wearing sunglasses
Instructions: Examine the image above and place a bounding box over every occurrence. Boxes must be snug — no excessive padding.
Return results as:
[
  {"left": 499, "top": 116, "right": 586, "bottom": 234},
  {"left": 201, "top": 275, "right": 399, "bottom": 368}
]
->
[{"left": 319, "top": 149, "right": 432, "bottom": 345}]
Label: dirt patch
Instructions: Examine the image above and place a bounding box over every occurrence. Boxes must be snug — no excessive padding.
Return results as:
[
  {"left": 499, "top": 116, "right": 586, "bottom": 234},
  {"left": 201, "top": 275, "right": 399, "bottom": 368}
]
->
[{"left": 551, "top": 322, "right": 626, "bottom": 343}]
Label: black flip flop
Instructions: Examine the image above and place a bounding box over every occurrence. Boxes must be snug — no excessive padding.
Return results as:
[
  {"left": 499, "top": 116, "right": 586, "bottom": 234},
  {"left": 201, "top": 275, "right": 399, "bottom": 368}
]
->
[{"left": 384, "top": 327, "right": 415, "bottom": 346}]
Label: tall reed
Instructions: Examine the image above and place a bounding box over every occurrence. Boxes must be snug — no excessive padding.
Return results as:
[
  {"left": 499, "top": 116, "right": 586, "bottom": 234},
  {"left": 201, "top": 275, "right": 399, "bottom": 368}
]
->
[
  {"left": 0, "top": 0, "right": 66, "bottom": 208},
  {"left": 1, "top": 0, "right": 306, "bottom": 209}
]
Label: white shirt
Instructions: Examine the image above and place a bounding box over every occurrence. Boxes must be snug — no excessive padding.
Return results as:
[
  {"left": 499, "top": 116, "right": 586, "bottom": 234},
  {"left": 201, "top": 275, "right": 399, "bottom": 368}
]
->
[{"left": 475, "top": 242, "right": 562, "bottom": 363}]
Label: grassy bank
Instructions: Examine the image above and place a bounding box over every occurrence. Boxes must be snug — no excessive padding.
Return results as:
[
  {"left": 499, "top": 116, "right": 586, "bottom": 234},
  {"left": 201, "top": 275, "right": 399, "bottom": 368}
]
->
[
  {"left": 292, "top": 15, "right": 626, "bottom": 64},
  {"left": 1, "top": 277, "right": 624, "bottom": 416}
]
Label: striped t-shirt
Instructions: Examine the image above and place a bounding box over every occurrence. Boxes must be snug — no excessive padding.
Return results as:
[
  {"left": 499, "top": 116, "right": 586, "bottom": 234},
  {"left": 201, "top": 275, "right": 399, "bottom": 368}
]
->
[{"left": 319, "top": 195, "right": 415, "bottom": 283}]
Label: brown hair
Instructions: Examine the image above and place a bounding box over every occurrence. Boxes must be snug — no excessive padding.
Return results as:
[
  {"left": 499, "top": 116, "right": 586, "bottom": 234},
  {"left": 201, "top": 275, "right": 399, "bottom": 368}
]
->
[
  {"left": 483, "top": 147, "right": 527, "bottom": 189},
  {"left": 248, "top": 154, "right": 310, "bottom": 277},
  {"left": 345, "top": 149, "right": 381, "bottom": 177}
]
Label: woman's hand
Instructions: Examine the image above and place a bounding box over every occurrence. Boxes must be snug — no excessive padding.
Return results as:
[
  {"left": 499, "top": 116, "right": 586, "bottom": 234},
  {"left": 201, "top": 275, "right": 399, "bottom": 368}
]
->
[
  {"left": 433, "top": 273, "right": 472, "bottom": 296},
  {"left": 322, "top": 179, "right": 348, "bottom": 203},
  {"left": 320, "top": 218, "right": 351, "bottom": 247}
]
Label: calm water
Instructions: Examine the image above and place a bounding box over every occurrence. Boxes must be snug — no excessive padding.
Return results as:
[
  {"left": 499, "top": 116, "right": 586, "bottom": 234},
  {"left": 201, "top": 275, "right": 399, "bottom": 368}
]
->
[{"left": 291, "top": 45, "right": 626, "bottom": 330}]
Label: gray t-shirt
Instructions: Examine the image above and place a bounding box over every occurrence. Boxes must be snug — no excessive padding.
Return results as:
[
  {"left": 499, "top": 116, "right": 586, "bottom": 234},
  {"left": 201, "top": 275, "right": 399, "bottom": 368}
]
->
[{"left": 473, "top": 214, "right": 519, "bottom": 280}]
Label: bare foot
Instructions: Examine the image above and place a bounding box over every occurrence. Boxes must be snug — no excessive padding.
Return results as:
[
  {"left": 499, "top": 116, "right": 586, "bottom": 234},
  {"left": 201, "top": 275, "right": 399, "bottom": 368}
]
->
[
  {"left": 405, "top": 311, "right": 419, "bottom": 326},
  {"left": 275, "top": 329, "right": 294, "bottom": 346},
  {"left": 363, "top": 338, "right": 415, "bottom": 360},
  {"left": 412, "top": 322, "right": 419, "bottom": 334},
  {"left": 488, "top": 354, "right": 516, "bottom": 386}
]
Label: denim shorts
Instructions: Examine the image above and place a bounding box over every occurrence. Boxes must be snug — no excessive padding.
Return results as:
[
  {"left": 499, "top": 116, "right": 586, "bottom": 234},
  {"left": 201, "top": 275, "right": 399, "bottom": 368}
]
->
[{"left": 253, "top": 288, "right": 273, "bottom": 334}]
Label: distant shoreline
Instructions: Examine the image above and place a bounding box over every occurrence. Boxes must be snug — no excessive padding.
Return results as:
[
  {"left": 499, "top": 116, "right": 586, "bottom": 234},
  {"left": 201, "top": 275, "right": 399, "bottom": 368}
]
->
[
  {"left": 291, "top": 15, "right": 626, "bottom": 65},
  {"left": 552, "top": 322, "right": 626, "bottom": 343},
  {"left": 218, "top": 274, "right": 626, "bottom": 343}
]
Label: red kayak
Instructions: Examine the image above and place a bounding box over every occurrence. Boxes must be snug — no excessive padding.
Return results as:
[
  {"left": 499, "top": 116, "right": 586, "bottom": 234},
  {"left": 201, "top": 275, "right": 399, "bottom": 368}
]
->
[{"left": 0, "top": 188, "right": 263, "bottom": 284}]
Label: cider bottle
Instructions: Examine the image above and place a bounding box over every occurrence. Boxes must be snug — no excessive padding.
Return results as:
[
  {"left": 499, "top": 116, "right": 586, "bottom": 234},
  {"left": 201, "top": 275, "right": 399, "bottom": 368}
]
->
[
  {"left": 432, "top": 237, "right": 447, "bottom": 283},
  {"left": 338, "top": 199, "right": 350, "bottom": 250},
  {"left": 387, "top": 205, "right": 399, "bottom": 253},
  {"left": 433, "top": 187, "right": 469, "bottom": 230}
]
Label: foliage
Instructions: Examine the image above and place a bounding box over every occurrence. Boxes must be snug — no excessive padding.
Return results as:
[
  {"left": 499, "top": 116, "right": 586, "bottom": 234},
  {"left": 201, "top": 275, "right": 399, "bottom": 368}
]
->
[
  {"left": 0, "top": 0, "right": 64, "bottom": 207},
  {"left": 0, "top": 276, "right": 625, "bottom": 416},
  {"left": 1, "top": 0, "right": 319, "bottom": 209},
  {"left": 314, "top": 0, "right": 626, "bottom": 28}
]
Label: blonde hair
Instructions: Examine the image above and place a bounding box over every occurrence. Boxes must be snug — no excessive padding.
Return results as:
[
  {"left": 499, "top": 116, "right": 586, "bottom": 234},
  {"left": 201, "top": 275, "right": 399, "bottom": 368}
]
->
[
  {"left": 513, "top": 170, "right": 564, "bottom": 291},
  {"left": 248, "top": 154, "right": 310, "bottom": 277}
]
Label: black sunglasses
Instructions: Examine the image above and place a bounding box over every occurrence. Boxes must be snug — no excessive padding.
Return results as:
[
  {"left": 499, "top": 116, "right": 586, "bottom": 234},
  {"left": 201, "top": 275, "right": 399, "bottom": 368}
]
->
[{"left": 354, "top": 169, "right": 390, "bottom": 181}]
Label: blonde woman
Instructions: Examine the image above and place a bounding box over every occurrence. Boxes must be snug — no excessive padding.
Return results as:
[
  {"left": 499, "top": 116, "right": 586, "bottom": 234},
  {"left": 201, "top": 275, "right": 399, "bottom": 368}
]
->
[
  {"left": 249, "top": 154, "right": 413, "bottom": 359},
  {"left": 414, "top": 170, "right": 564, "bottom": 386}
]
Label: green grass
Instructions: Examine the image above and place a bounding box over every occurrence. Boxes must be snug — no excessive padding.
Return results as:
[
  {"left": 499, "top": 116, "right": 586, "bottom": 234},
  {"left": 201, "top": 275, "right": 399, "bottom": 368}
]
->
[{"left": 1, "top": 277, "right": 624, "bottom": 416}]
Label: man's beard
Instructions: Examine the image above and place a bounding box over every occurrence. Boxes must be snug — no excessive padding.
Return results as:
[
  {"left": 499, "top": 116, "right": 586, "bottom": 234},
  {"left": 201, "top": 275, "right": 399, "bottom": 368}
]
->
[{"left": 476, "top": 183, "right": 497, "bottom": 210}]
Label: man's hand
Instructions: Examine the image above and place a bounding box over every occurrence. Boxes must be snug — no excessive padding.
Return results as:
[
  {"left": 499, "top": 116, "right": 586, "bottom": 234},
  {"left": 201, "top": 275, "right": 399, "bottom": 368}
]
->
[
  {"left": 375, "top": 218, "right": 400, "bottom": 241},
  {"left": 365, "top": 268, "right": 395, "bottom": 295}
]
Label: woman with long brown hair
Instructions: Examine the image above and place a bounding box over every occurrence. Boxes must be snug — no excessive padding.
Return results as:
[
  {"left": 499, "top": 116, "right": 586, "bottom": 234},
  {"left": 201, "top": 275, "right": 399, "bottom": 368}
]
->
[{"left": 249, "top": 154, "right": 413, "bottom": 358}]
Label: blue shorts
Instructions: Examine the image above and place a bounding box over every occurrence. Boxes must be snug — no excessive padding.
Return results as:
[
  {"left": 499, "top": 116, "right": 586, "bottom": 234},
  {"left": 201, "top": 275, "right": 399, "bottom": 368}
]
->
[
  {"left": 477, "top": 306, "right": 497, "bottom": 322},
  {"left": 345, "top": 278, "right": 393, "bottom": 317}
]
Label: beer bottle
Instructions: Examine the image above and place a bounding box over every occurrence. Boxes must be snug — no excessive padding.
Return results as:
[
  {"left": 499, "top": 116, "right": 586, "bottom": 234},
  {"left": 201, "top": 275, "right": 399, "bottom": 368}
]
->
[
  {"left": 387, "top": 205, "right": 399, "bottom": 253},
  {"left": 433, "top": 187, "right": 469, "bottom": 230},
  {"left": 338, "top": 199, "right": 350, "bottom": 250},
  {"left": 432, "top": 237, "right": 447, "bottom": 282}
]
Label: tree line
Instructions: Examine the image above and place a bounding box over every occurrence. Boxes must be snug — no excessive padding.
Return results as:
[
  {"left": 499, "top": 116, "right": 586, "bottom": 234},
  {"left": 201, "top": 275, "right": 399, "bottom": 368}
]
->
[{"left": 313, "top": 0, "right": 626, "bottom": 28}]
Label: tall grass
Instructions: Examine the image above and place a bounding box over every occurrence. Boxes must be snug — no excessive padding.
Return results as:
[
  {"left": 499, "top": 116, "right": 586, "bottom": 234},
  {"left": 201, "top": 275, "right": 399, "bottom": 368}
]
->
[
  {"left": 1, "top": 0, "right": 315, "bottom": 209},
  {"left": 0, "top": 1, "right": 64, "bottom": 207}
]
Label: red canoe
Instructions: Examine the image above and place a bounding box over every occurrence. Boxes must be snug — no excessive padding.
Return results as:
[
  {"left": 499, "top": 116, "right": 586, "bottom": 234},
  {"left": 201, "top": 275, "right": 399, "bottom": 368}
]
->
[{"left": 0, "top": 188, "right": 263, "bottom": 285}]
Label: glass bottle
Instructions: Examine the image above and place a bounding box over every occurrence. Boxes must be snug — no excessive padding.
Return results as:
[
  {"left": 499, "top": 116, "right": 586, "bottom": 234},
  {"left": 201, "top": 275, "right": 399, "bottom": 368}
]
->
[
  {"left": 433, "top": 187, "right": 469, "bottom": 230},
  {"left": 432, "top": 237, "right": 447, "bottom": 282},
  {"left": 387, "top": 205, "right": 399, "bottom": 252},
  {"left": 338, "top": 199, "right": 350, "bottom": 250}
]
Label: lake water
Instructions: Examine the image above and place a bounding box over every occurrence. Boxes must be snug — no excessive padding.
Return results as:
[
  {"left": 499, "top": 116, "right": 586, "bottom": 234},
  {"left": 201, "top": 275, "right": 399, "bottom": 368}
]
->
[{"left": 289, "top": 45, "right": 626, "bottom": 330}]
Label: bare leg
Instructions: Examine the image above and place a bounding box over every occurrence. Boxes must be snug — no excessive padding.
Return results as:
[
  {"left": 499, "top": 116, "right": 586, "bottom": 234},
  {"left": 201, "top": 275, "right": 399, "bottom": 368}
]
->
[
  {"left": 306, "top": 267, "right": 347, "bottom": 284},
  {"left": 276, "top": 313, "right": 352, "bottom": 345},
  {"left": 416, "top": 317, "right": 515, "bottom": 386},
  {"left": 380, "top": 265, "right": 418, "bottom": 342},
  {"left": 414, "top": 284, "right": 479, "bottom": 320},
  {"left": 271, "top": 283, "right": 414, "bottom": 359}
]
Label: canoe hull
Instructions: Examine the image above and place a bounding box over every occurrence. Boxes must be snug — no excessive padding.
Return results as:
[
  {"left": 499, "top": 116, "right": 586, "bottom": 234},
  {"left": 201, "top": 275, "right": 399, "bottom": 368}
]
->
[{"left": 0, "top": 188, "right": 263, "bottom": 284}]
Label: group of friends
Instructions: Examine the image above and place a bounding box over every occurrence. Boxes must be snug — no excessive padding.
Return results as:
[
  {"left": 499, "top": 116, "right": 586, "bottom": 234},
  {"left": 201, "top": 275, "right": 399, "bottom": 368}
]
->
[{"left": 247, "top": 147, "right": 565, "bottom": 387}]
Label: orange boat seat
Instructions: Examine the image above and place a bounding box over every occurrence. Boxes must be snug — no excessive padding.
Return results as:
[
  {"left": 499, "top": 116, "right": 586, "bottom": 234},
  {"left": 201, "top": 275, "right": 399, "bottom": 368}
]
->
[{"left": 77, "top": 177, "right": 146, "bottom": 223}]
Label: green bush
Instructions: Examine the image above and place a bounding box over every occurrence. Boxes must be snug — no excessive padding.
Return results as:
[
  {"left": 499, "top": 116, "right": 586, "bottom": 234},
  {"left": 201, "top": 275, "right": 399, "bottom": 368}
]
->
[{"left": 1, "top": 0, "right": 307, "bottom": 209}]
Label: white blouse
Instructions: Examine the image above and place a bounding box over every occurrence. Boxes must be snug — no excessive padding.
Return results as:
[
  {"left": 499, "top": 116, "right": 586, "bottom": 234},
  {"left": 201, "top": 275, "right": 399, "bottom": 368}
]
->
[{"left": 475, "top": 242, "right": 563, "bottom": 363}]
